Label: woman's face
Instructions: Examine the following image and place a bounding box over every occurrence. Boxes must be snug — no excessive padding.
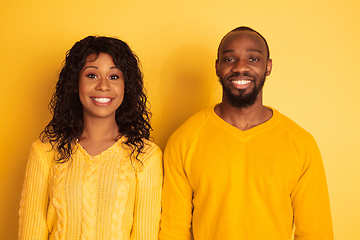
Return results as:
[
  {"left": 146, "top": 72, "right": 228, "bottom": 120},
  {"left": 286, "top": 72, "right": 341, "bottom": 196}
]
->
[{"left": 78, "top": 52, "right": 125, "bottom": 121}]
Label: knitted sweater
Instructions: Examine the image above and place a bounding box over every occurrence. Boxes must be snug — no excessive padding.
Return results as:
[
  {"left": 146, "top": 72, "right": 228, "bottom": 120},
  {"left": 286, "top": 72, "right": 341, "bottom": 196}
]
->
[
  {"left": 159, "top": 105, "right": 333, "bottom": 240},
  {"left": 19, "top": 137, "right": 162, "bottom": 240}
]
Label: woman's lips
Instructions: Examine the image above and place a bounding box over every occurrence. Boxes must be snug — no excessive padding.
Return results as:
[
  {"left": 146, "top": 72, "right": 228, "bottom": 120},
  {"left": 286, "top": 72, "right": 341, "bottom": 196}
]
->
[{"left": 91, "top": 97, "right": 112, "bottom": 103}]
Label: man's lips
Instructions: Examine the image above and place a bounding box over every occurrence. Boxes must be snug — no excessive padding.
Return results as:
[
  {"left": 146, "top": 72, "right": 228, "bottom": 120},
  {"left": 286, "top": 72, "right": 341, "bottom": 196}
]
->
[
  {"left": 227, "top": 75, "right": 254, "bottom": 89},
  {"left": 227, "top": 73, "right": 254, "bottom": 81},
  {"left": 231, "top": 79, "right": 252, "bottom": 85},
  {"left": 228, "top": 75, "right": 253, "bottom": 84}
]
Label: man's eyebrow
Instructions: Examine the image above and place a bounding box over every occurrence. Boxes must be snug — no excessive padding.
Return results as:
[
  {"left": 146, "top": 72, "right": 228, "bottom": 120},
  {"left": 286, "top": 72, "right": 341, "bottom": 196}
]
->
[
  {"left": 222, "top": 48, "right": 263, "bottom": 55},
  {"left": 222, "top": 49, "right": 235, "bottom": 54},
  {"left": 247, "top": 48, "right": 262, "bottom": 54}
]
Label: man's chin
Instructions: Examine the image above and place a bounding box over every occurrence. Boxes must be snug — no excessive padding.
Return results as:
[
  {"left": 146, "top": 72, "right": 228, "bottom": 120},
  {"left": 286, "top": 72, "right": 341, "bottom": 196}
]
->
[
  {"left": 230, "top": 99, "right": 256, "bottom": 109},
  {"left": 225, "top": 89, "right": 259, "bottom": 108}
]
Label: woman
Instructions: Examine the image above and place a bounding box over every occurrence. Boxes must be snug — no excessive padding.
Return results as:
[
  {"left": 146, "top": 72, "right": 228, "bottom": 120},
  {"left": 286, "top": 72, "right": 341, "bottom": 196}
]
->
[{"left": 19, "top": 36, "right": 162, "bottom": 240}]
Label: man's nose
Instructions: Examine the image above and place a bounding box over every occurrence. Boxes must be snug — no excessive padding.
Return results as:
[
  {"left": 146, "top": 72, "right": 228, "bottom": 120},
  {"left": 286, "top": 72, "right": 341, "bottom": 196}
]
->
[{"left": 232, "top": 59, "right": 250, "bottom": 73}]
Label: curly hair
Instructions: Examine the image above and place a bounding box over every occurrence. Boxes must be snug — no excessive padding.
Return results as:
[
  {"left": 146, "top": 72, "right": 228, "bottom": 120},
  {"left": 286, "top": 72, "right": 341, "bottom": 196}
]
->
[{"left": 40, "top": 36, "right": 151, "bottom": 163}]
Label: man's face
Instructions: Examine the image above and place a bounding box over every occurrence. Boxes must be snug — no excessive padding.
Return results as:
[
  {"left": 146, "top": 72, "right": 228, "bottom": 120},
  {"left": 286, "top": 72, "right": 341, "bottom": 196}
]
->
[{"left": 216, "top": 30, "right": 272, "bottom": 108}]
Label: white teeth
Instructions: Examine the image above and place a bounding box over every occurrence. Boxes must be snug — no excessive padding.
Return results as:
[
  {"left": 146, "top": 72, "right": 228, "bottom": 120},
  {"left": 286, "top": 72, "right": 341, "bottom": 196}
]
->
[
  {"left": 232, "top": 80, "right": 251, "bottom": 85},
  {"left": 92, "top": 98, "right": 112, "bottom": 103}
]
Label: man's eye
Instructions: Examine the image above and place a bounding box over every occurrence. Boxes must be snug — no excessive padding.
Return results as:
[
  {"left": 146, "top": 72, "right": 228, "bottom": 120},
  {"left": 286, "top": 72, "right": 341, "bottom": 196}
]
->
[
  {"left": 86, "top": 73, "right": 97, "bottom": 78},
  {"left": 224, "top": 58, "right": 234, "bottom": 62},
  {"left": 109, "top": 75, "right": 119, "bottom": 80},
  {"left": 249, "top": 57, "right": 259, "bottom": 62}
]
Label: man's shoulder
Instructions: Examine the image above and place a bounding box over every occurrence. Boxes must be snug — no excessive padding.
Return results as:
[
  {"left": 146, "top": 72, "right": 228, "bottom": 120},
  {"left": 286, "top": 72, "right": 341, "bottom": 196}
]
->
[
  {"left": 275, "top": 109, "right": 316, "bottom": 142},
  {"left": 178, "top": 107, "right": 209, "bottom": 129},
  {"left": 167, "top": 107, "right": 211, "bottom": 145}
]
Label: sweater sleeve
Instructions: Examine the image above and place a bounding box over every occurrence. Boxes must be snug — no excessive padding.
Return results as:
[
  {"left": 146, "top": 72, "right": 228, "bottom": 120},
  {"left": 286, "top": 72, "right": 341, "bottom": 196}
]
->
[
  {"left": 19, "top": 141, "right": 51, "bottom": 240},
  {"left": 291, "top": 136, "right": 334, "bottom": 240},
  {"left": 159, "top": 135, "right": 194, "bottom": 240},
  {"left": 130, "top": 144, "right": 162, "bottom": 240}
]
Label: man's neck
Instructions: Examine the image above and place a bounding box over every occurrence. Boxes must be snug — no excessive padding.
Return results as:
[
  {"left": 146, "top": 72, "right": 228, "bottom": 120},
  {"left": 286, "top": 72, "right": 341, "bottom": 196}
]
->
[{"left": 214, "top": 100, "right": 273, "bottom": 131}]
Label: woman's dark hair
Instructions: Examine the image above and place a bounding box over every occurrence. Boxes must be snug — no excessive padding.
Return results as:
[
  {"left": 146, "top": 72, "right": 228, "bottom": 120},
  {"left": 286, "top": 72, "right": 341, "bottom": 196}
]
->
[{"left": 40, "top": 36, "right": 151, "bottom": 163}]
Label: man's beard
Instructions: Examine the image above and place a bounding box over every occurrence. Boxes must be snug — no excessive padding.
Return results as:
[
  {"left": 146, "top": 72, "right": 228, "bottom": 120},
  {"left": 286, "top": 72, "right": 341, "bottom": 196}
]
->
[{"left": 219, "top": 72, "right": 266, "bottom": 109}]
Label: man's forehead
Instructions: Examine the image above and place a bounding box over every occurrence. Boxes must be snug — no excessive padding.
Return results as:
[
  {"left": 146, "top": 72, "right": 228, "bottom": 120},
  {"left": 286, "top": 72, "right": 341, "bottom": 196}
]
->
[{"left": 219, "top": 30, "right": 267, "bottom": 54}]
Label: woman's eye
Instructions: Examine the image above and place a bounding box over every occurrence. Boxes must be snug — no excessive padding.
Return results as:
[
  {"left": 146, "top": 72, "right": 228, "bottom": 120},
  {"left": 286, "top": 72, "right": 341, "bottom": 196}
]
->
[
  {"left": 109, "top": 75, "right": 119, "bottom": 80},
  {"left": 86, "top": 73, "right": 98, "bottom": 79}
]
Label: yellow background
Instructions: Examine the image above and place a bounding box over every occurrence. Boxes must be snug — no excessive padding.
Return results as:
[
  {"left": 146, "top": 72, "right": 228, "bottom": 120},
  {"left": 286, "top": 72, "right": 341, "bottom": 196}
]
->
[{"left": 1, "top": 0, "right": 359, "bottom": 239}]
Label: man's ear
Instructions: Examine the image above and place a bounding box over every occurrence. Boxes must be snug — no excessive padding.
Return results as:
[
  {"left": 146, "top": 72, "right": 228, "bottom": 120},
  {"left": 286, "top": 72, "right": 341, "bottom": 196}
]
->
[
  {"left": 266, "top": 59, "right": 272, "bottom": 76},
  {"left": 215, "top": 59, "right": 219, "bottom": 77}
]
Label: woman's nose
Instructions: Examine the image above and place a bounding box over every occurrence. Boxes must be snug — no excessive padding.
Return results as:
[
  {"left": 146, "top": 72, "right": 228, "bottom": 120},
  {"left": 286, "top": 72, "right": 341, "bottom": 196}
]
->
[{"left": 96, "top": 77, "right": 110, "bottom": 91}]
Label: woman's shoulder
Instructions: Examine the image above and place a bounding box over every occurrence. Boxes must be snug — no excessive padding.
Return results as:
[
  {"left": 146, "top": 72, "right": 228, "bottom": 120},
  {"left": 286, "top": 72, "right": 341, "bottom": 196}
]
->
[
  {"left": 27, "top": 139, "right": 56, "bottom": 174},
  {"left": 142, "top": 139, "right": 162, "bottom": 157},
  {"left": 135, "top": 139, "right": 162, "bottom": 177},
  {"left": 120, "top": 137, "right": 161, "bottom": 155},
  {"left": 117, "top": 137, "right": 162, "bottom": 169},
  {"left": 31, "top": 139, "right": 53, "bottom": 151},
  {"left": 135, "top": 139, "right": 162, "bottom": 165}
]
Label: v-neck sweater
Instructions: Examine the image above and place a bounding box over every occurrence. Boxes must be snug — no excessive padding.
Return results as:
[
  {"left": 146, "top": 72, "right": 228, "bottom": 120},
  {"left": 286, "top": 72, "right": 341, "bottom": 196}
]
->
[
  {"left": 160, "top": 105, "right": 333, "bottom": 240},
  {"left": 19, "top": 137, "right": 162, "bottom": 240}
]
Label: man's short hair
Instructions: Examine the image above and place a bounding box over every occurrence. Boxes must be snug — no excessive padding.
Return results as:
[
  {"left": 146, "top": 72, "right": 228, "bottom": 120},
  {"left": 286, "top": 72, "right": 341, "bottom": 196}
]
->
[{"left": 217, "top": 26, "right": 270, "bottom": 60}]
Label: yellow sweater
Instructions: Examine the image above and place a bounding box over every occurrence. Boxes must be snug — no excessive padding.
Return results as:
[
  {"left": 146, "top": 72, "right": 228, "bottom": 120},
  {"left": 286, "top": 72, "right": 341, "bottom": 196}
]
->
[
  {"left": 159, "top": 105, "right": 333, "bottom": 240},
  {"left": 19, "top": 137, "right": 162, "bottom": 240}
]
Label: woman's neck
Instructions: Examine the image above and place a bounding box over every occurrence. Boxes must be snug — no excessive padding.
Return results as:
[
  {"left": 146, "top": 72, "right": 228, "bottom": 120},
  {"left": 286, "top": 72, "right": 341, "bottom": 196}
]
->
[
  {"left": 80, "top": 115, "right": 119, "bottom": 140},
  {"left": 77, "top": 116, "right": 121, "bottom": 156}
]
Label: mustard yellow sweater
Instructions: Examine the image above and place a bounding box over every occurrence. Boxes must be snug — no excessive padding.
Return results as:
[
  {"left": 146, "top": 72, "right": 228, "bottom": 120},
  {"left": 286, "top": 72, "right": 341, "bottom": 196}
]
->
[
  {"left": 159, "top": 105, "right": 333, "bottom": 240},
  {"left": 19, "top": 137, "right": 162, "bottom": 240}
]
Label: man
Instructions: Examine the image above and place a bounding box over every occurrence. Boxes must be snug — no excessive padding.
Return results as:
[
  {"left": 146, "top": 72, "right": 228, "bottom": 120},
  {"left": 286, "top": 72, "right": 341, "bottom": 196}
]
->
[{"left": 159, "top": 26, "right": 333, "bottom": 240}]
